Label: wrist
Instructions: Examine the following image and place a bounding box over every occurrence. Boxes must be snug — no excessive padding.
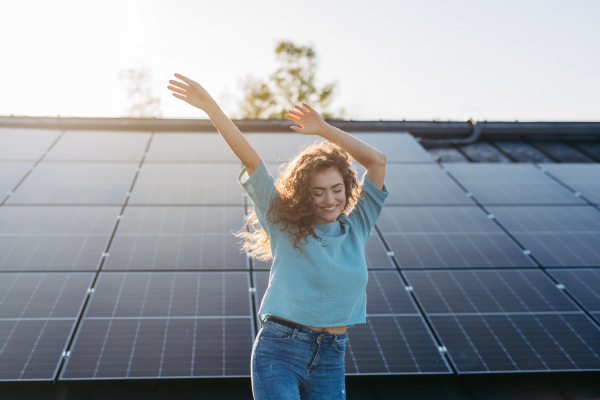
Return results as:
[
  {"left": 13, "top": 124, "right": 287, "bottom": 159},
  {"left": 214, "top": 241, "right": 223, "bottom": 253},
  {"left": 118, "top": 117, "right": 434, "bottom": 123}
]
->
[
  {"left": 203, "top": 101, "right": 221, "bottom": 116},
  {"left": 319, "top": 123, "right": 338, "bottom": 140}
]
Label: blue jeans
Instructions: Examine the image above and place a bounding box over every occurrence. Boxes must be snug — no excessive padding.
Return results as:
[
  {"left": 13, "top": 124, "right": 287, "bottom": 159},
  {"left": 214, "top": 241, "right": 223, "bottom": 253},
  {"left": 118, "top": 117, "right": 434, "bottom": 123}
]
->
[{"left": 251, "top": 315, "right": 347, "bottom": 400}]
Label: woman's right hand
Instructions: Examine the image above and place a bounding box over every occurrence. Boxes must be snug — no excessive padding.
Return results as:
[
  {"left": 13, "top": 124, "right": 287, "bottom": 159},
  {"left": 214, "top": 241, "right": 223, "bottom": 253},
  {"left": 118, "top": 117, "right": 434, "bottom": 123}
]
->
[{"left": 167, "top": 73, "right": 217, "bottom": 112}]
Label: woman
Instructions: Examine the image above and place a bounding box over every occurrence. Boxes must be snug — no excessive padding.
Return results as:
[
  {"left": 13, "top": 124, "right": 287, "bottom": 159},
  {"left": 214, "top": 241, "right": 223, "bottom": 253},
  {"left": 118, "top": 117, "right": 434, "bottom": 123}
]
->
[{"left": 167, "top": 73, "right": 388, "bottom": 400}]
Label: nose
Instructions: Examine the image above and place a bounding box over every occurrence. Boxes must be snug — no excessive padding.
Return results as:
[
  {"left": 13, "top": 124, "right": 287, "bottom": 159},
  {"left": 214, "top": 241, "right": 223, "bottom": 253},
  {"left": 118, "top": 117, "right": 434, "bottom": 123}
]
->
[{"left": 325, "top": 191, "right": 335, "bottom": 204}]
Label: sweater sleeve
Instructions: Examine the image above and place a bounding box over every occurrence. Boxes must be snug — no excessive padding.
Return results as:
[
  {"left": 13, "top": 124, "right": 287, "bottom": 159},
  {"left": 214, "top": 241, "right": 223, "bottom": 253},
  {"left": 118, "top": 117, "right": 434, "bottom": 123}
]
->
[
  {"left": 238, "top": 160, "right": 279, "bottom": 238},
  {"left": 347, "top": 175, "right": 389, "bottom": 242}
]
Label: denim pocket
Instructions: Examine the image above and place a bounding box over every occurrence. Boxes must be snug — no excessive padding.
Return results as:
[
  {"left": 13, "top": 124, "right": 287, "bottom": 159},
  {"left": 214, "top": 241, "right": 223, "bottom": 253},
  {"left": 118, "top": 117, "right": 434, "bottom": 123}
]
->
[
  {"left": 332, "top": 338, "right": 346, "bottom": 354},
  {"left": 260, "top": 325, "right": 294, "bottom": 342}
]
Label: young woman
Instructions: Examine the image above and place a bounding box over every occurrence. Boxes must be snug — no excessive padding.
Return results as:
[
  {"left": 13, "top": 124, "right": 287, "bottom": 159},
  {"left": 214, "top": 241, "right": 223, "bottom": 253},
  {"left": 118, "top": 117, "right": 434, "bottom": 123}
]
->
[{"left": 167, "top": 73, "right": 388, "bottom": 400}]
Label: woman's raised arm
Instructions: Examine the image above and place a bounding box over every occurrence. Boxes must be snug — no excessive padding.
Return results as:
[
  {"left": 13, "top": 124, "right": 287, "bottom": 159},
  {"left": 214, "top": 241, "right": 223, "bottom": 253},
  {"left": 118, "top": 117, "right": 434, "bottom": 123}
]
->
[
  {"left": 285, "top": 103, "right": 386, "bottom": 190},
  {"left": 167, "top": 73, "right": 262, "bottom": 175}
]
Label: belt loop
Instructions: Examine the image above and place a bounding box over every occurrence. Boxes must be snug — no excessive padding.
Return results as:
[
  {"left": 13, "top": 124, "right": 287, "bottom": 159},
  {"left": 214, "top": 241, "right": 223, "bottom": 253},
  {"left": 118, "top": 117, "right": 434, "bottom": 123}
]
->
[{"left": 292, "top": 325, "right": 299, "bottom": 339}]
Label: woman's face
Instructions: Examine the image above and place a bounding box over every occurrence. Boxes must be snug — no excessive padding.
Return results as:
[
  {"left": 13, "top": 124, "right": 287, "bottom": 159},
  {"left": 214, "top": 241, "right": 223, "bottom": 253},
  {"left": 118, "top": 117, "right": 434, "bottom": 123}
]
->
[{"left": 311, "top": 167, "right": 347, "bottom": 223}]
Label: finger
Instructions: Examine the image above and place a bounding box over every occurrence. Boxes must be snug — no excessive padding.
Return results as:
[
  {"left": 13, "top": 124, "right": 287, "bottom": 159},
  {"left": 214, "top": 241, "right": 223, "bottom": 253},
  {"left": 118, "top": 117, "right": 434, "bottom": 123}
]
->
[
  {"left": 302, "top": 103, "right": 315, "bottom": 112},
  {"left": 294, "top": 104, "right": 309, "bottom": 113},
  {"left": 172, "top": 93, "right": 187, "bottom": 101},
  {"left": 287, "top": 109, "right": 303, "bottom": 117},
  {"left": 169, "top": 80, "right": 189, "bottom": 89},
  {"left": 174, "top": 73, "right": 192, "bottom": 83},
  {"left": 285, "top": 114, "right": 301, "bottom": 124},
  {"left": 290, "top": 126, "right": 304, "bottom": 134},
  {"left": 167, "top": 85, "right": 186, "bottom": 95}
]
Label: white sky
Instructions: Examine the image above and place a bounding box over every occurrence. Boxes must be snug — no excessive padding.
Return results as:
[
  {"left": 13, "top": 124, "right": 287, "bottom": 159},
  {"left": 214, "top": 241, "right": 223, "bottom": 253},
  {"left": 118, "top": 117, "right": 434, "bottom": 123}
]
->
[{"left": 1, "top": 0, "right": 599, "bottom": 121}]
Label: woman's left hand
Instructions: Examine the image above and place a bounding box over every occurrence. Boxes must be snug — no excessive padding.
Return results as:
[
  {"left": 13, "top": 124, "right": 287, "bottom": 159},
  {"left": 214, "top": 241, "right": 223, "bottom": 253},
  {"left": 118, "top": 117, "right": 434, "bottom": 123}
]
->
[{"left": 285, "top": 103, "right": 329, "bottom": 136}]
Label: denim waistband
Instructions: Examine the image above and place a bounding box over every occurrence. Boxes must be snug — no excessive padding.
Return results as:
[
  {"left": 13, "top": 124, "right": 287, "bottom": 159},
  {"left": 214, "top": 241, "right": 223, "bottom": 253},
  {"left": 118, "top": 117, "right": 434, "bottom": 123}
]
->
[{"left": 264, "top": 315, "right": 347, "bottom": 341}]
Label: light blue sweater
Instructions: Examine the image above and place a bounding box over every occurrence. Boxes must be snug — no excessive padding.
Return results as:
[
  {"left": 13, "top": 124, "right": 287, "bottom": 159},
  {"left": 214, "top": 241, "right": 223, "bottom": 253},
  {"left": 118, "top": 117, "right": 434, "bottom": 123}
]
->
[{"left": 239, "top": 160, "right": 389, "bottom": 327}]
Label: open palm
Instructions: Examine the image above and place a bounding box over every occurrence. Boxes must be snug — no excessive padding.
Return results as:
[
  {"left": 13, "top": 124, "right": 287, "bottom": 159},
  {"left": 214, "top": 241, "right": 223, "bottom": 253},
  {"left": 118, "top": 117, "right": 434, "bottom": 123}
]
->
[
  {"left": 285, "top": 103, "right": 328, "bottom": 136},
  {"left": 167, "top": 73, "right": 216, "bottom": 111}
]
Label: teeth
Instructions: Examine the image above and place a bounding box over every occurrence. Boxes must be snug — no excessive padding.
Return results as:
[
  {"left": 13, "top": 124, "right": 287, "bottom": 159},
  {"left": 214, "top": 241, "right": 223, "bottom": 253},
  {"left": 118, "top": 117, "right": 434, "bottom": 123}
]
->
[{"left": 322, "top": 206, "right": 336, "bottom": 211}]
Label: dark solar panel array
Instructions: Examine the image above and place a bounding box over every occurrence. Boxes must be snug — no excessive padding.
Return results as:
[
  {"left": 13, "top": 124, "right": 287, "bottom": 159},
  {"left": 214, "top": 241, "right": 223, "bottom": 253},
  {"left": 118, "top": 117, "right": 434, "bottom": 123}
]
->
[
  {"left": 0, "top": 273, "right": 94, "bottom": 381},
  {"left": 0, "top": 127, "right": 599, "bottom": 383}
]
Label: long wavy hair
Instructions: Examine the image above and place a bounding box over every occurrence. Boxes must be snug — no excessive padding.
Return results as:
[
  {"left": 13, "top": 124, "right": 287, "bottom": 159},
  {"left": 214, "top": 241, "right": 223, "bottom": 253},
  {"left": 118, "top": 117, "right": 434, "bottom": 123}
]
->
[{"left": 235, "top": 141, "right": 362, "bottom": 260}]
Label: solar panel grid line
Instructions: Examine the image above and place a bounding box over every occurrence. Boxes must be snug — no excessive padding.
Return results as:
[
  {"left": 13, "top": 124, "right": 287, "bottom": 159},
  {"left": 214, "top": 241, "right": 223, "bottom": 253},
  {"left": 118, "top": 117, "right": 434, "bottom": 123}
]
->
[
  {"left": 0, "top": 273, "right": 95, "bottom": 381},
  {"left": 487, "top": 206, "right": 600, "bottom": 267},
  {"left": 450, "top": 271, "right": 563, "bottom": 371},
  {"left": 404, "top": 270, "right": 600, "bottom": 373},
  {"left": 370, "top": 273, "right": 422, "bottom": 371}
]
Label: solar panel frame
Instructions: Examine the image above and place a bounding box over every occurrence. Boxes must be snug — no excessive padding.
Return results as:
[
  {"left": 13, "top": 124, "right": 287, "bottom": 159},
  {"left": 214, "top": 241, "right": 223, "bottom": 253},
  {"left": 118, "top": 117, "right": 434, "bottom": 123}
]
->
[
  {"left": 0, "top": 272, "right": 94, "bottom": 381},
  {"left": 60, "top": 271, "right": 255, "bottom": 380},
  {"left": 444, "top": 163, "right": 586, "bottom": 205},
  {"left": 377, "top": 207, "right": 536, "bottom": 269},
  {"left": 103, "top": 206, "right": 248, "bottom": 271}
]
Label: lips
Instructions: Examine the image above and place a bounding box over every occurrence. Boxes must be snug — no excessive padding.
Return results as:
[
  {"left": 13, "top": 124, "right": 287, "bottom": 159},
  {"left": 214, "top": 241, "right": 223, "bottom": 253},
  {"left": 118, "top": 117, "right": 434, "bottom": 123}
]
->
[{"left": 321, "top": 205, "right": 338, "bottom": 212}]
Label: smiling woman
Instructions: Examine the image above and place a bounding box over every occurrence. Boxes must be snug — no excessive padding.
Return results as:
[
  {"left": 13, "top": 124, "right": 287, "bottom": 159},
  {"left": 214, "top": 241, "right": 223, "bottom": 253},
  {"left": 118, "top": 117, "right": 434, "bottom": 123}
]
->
[{"left": 167, "top": 73, "right": 388, "bottom": 400}]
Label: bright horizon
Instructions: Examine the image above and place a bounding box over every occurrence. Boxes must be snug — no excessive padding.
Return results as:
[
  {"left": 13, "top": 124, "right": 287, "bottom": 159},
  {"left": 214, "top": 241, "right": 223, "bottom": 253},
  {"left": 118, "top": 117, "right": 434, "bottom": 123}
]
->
[{"left": 2, "top": 0, "right": 599, "bottom": 122}]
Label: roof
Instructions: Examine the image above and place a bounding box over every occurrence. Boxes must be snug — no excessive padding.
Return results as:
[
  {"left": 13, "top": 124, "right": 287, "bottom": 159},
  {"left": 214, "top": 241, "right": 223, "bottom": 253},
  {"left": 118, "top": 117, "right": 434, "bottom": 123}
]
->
[{"left": 0, "top": 117, "right": 599, "bottom": 399}]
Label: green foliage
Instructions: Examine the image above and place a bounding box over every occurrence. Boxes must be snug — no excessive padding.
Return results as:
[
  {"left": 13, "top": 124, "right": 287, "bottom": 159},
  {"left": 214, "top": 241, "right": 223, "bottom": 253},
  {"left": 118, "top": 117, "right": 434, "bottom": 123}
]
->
[{"left": 238, "top": 41, "right": 344, "bottom": 119}]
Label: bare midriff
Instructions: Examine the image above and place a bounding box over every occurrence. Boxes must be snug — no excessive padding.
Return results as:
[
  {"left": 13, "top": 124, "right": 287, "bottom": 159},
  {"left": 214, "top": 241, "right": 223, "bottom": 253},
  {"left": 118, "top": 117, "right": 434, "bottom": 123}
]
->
[{"left": 272, "top": 314, "right": 347, "bottom": 334}]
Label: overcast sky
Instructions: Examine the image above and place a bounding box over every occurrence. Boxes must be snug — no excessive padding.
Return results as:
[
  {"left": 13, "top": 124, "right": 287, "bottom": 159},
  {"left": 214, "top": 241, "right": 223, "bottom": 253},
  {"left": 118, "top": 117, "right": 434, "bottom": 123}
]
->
[{"left": 2, "top": 0, "right": 599, "bottom": 121}]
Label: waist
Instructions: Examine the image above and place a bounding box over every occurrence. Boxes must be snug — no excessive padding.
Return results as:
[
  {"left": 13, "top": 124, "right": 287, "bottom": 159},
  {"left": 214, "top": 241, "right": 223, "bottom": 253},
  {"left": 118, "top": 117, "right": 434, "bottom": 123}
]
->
[{"left": 268, "top": 315, "right": 347, "bottom": 334}]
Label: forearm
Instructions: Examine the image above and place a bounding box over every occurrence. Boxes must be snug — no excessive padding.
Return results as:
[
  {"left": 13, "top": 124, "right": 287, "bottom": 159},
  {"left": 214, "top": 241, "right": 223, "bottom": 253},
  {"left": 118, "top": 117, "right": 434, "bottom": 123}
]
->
[
  {"left": 320, "top": 124, "right": 386, "bottom": 168},
  {"left": 205, "top": 104, "right": 261, "bottom": 174}
]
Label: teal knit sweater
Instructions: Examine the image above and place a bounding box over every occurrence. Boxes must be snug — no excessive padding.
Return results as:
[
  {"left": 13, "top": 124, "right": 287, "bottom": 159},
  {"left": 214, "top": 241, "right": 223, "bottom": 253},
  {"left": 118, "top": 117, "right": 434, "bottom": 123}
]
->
[{"left": 239, "top": 160, "right": 389, "bottom": 327}]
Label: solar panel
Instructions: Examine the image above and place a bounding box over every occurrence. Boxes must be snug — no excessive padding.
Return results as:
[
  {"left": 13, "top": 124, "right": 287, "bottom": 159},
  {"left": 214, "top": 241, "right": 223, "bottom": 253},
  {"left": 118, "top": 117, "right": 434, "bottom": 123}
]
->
[
  {"left": 44, "top": 131, "right": 151, "bottom": 162},
  {"left": 540, "top": 164, "right": 600, "bottom": 204},
  {"left": 246, "top": 134, "right": 325, "bottom": 163},
  {"left": 253, "top": 271, "right": 451, "bottom": 375},
  {"left": 6, "top": 162, "right": 137, "bottom": 205},
  {"left": 128, "top": 163, "right": 244, "bottom": 205},
  {"left": 445, "top": 164, "right": 585, "bottom": 204},
  {"left": 377, "top": 207, "right": 535, "bottom": 269},
  {"left": 428, "top": 313, "right": 600, "bottom": 373},
  {"left": 60, "top": 272, "right": 254, "bottom": 379},
  {"left": 1, "top": 162, "right": 33, "bottom": 200},
  {"left": 0, "top": 128, "right": 61, "bottom": 161},
  {"left": 104, "top": 207, "right": 248, "bottom": 270},
  {"left": 404, "top": 270, "right": 580, "bottom": 314},
  {"left": 548, "top": 269, "right": 600, "bottom": 323},
  {"left": 0, "top": 272, "right": 94, "bottom": 381},
  {"left": 352, "top": 133, "right": 433, "bottom": 163},
  {"left": 376, "top": 164, "right": 475, "bottom": 205},
  {"left": 145, "top": 133, "right": 239, "bottom": 163},
  {"left": 491, "top": 140, "right": 554, "bottom": 163},
  {"left": 404, "top": 269, "right": 600, "bottom": 373},
  {"left": 488, "top": 206, "right": 600, "bottom": 267},
  {"left": 0, "top": 206, "right": 120, "bottom": 271}
]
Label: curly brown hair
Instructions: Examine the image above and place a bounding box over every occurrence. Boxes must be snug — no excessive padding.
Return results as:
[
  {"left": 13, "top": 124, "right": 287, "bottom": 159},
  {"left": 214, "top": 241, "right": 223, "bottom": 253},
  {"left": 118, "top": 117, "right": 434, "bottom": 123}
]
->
[{"left": 235, "top": 140, "right": 362, "bottom": 261}]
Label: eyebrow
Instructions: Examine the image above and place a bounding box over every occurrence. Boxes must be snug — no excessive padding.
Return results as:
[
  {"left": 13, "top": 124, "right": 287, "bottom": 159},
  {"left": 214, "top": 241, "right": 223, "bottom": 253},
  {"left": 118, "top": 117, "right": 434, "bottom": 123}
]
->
[{"left": 312, "top": 183, "right": 344, "bottom": 190}]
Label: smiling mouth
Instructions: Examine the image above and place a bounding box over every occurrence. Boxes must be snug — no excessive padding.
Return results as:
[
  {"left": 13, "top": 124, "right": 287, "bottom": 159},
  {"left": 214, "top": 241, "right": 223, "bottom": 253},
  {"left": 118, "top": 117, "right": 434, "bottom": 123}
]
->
[{"left": 321, "top": 205, "right": 338, "bottom": 212}]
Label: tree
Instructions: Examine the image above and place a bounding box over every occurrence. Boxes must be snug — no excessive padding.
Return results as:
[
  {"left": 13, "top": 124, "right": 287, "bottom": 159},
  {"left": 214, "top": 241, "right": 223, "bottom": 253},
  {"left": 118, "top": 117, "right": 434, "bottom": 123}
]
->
[
  {"left": 238, "top": 41, "right": 344, "bottom": 119},
  {"left": 119, "top": 67, "right": 162, "bottom": 118}
]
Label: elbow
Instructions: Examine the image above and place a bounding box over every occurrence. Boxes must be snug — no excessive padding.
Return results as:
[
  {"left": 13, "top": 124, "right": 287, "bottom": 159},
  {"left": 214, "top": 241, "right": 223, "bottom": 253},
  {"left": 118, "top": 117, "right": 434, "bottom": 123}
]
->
[{"left": 374, "top": 151, "right": 386, "bottom": 166}]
